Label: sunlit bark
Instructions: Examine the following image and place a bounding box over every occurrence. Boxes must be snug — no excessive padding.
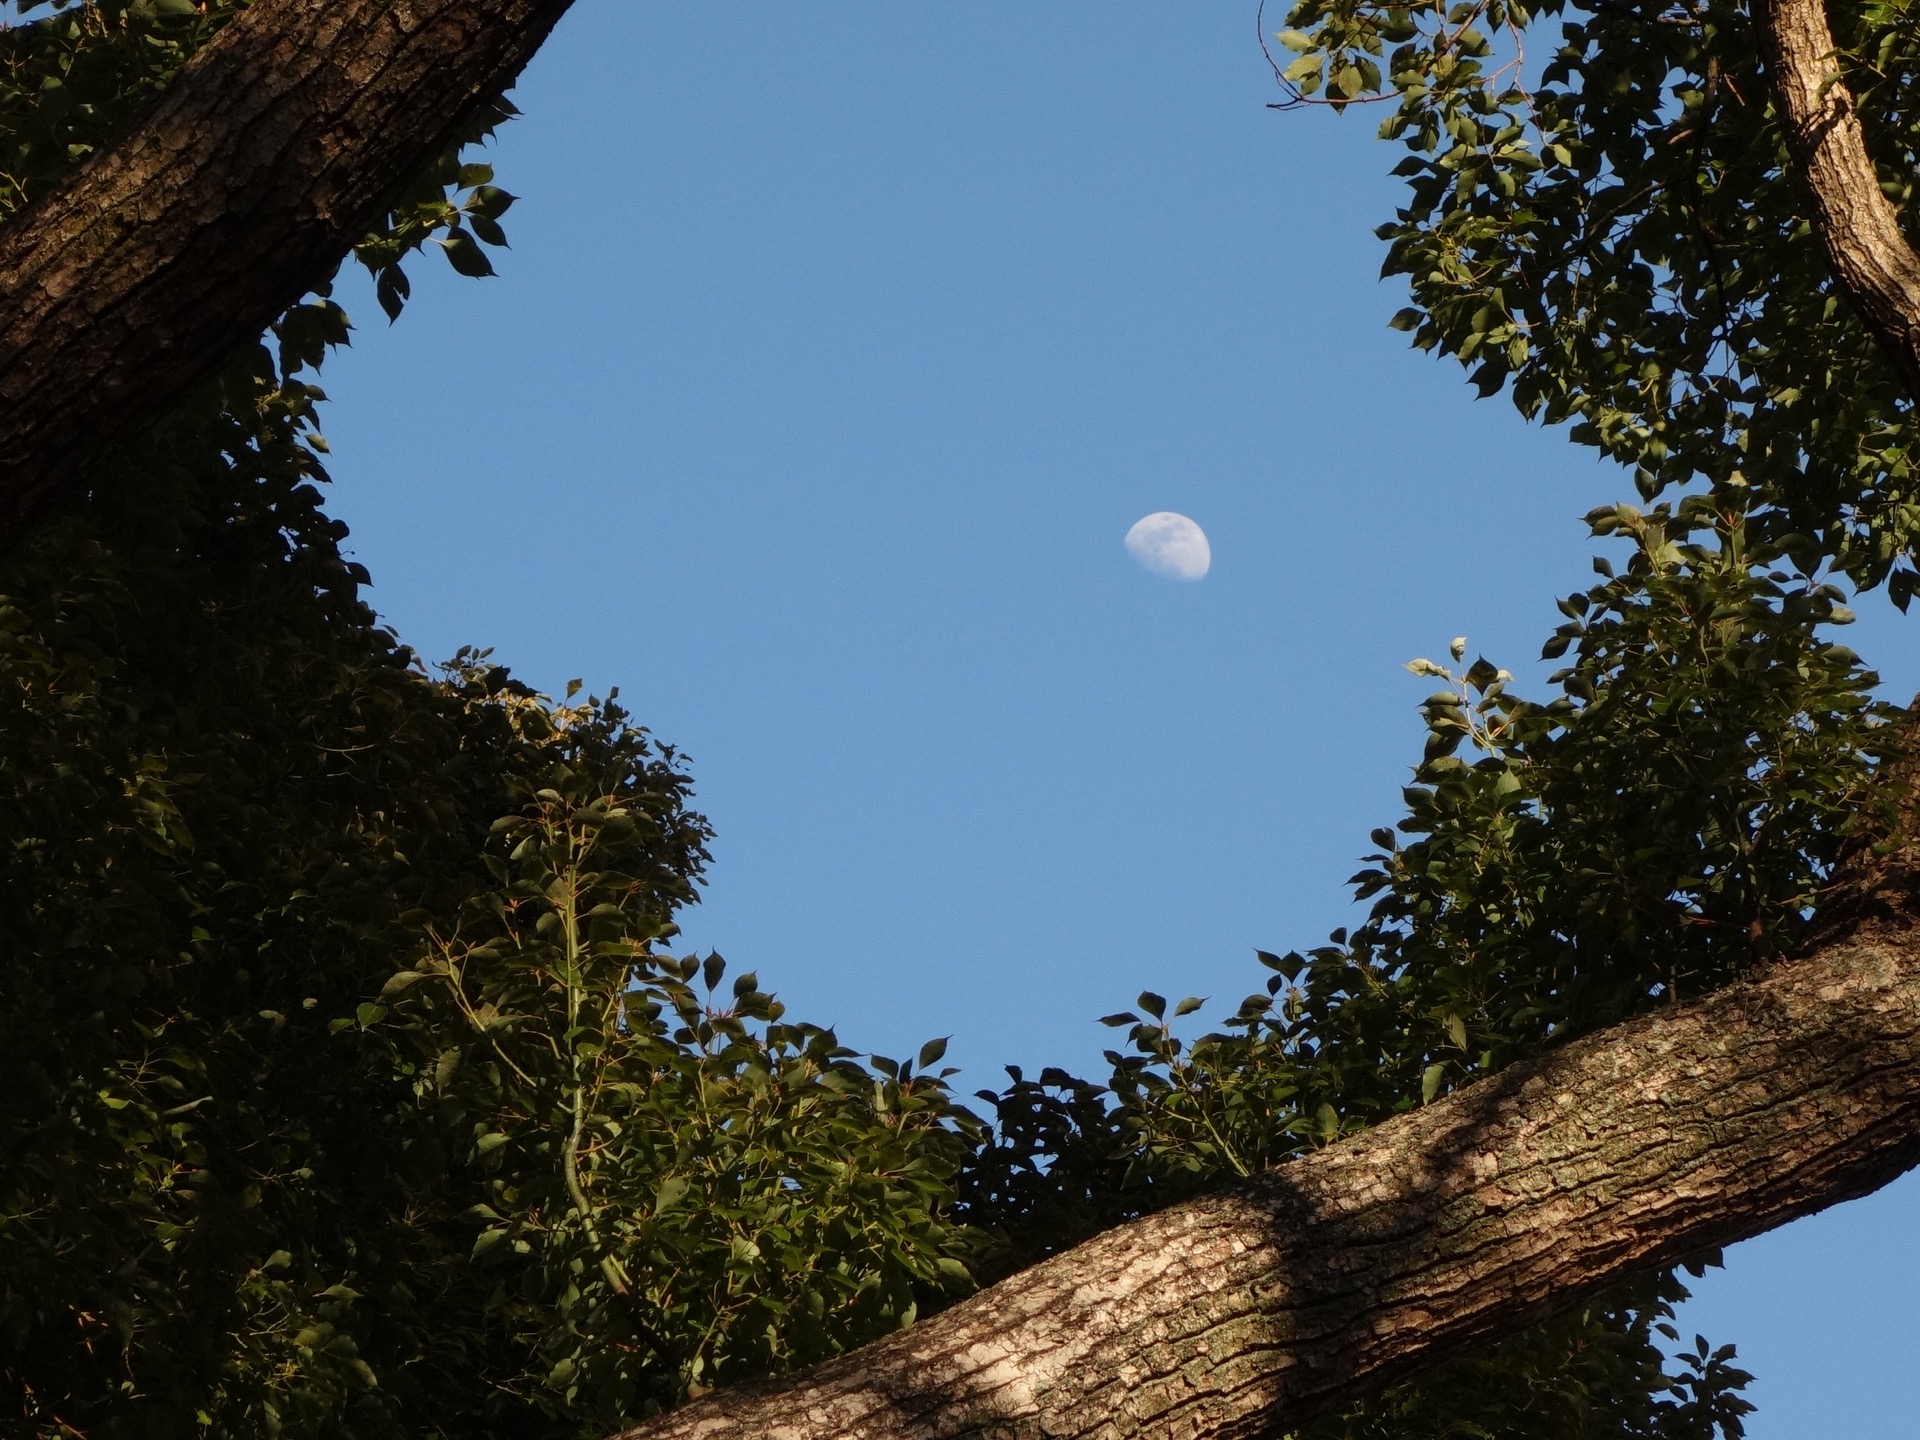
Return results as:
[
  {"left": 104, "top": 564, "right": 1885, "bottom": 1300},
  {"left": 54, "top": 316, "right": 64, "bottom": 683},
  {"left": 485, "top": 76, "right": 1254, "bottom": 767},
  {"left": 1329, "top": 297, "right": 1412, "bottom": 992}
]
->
[{"left": 1756, "top": 0, "right": 1920, "bottom": 396}]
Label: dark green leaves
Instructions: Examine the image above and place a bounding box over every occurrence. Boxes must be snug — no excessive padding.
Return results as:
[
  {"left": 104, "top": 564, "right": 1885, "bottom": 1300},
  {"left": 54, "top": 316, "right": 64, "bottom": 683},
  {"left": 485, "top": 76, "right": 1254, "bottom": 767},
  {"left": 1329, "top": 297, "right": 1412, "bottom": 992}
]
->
[
  {"left": 0, "top": 15, "right": 974, "bottom": 1419},
  {"left": 373, "top": 751, "right": 980, "bottom": 1428},
  {"left": 350, "top": 103, "right": 522, "bottom": 321},
  {"left": 1276, "top": 0, "right": 1920, "bottom": 589},
  {"left": 438, "top": 227, "right": 495, "bottom": 278}
]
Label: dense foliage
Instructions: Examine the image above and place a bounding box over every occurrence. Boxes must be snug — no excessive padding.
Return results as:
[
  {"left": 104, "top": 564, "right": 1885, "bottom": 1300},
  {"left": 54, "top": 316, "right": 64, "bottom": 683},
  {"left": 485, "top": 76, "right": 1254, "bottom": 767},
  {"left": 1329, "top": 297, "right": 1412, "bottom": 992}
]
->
[
  {"left": 0, "top": 279, "right": 979, "bottom": 1439},
  {"left": 1, "top": 4, "right": 976, "bottom": 1435},
  {"left": 1269, "top": 0, "right": 1920, "bottom": 595},
  {"left": 0, "top": 0, "right": 1907, "bottom": 1437}
]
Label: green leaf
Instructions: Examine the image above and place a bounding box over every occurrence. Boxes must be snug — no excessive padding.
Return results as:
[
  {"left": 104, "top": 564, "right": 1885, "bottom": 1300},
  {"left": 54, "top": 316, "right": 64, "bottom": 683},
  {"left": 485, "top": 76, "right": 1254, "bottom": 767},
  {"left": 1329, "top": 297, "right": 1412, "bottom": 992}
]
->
[
  {"left": 378, "top": 970, "right": 428, "bottom": 999},
  {"left": 468, "top": 212, "right": 509, "bottom": 249},
  {"left": 438, "top": 230, "right": 496, "bottom": 278},
  {"left": 375, "top": 266, "right": 410, "bottom": 322},
  {"left": 654, "top": 1175, "right": 690, "bottom": 1212}
]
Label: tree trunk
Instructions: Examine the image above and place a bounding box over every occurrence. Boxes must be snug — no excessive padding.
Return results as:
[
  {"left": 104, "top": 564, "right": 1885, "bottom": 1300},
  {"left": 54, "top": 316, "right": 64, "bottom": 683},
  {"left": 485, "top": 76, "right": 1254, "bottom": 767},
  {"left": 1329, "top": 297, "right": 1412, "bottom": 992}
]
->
[
  {"left": 1755, "top": 0, "right": 1920, "bottom": 396},
  {"left": 611, "top": 907, "right": 1920, "bottom": 1440},
  {"left": 0, "top": 0, "right": 577, "bottom": 551}
]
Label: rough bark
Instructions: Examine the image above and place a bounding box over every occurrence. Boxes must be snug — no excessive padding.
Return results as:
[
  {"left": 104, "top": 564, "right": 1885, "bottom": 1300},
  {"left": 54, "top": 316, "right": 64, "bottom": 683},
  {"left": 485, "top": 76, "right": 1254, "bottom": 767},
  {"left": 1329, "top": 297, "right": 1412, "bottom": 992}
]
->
[
  {"left": 1756, "top": 0, "right": 1920, "bottom": 396},
  {"left": 609, "top": 915, "right": 1920, "bottom": 1440},
  {"left": 0, "top": 0, "right": 577, "bottom": 550}
]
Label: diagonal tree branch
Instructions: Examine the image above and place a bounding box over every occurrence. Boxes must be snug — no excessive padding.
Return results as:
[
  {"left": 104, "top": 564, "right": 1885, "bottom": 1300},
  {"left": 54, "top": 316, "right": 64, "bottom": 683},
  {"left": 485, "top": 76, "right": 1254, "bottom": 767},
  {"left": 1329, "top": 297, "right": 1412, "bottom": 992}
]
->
[
  {"left": 0, "top": 0, "right": 578, "bottom": 552},
  {"left": 608, "top": 850, "right": 1920, "bottom": 1439},
  {"left": 1755, "top": 0, "right": 1920, "bottom": 397}
]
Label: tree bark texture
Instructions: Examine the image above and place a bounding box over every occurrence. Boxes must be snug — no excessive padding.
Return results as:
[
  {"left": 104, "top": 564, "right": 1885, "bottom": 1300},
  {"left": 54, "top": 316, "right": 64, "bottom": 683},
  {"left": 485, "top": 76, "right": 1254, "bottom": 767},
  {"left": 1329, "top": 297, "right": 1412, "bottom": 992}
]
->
[
  {"left": 611, "top": 915, "right": 1920, "bottom": 1440},
  {"left": 0, "top": 0, "right": 577, "bottom": 550},
  {"left": 1756, "top": 0, "right": 1920, "bottom": 396}
]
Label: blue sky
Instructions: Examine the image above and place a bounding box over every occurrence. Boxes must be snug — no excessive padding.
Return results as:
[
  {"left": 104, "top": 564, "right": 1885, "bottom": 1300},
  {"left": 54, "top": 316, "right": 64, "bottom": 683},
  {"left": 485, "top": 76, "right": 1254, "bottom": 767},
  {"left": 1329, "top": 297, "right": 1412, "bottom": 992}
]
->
[{"left": 313, "top": 3, "right": 1918, "bottom": 1431}]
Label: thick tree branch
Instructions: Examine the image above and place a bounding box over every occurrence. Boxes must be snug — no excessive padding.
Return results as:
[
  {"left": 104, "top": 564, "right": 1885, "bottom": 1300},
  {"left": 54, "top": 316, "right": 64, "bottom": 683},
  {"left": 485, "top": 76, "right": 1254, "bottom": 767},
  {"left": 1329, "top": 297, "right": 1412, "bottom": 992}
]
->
[
  {"left": 0, "top": 0, "right": 577, "bottom": 550},
  {"left": 610, "top": 912, "right": 1920, "bottom": 1440},
  {"left": 1756, "top": 0, "right": 1920, "bottom": 395}
]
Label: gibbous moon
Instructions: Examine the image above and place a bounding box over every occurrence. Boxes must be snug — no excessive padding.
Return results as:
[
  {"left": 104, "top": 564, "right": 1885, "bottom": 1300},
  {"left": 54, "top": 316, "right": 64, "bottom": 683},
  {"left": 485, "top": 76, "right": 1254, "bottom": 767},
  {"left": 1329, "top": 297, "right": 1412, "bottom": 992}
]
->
[{"left": 1124, "top": 511, "right": 1211, "bottom": 581}]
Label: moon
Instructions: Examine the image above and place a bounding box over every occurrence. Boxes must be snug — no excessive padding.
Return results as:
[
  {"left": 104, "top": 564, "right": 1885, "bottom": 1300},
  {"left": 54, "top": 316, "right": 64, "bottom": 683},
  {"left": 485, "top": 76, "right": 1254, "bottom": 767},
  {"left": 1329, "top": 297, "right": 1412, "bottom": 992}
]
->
[{"left": 1124, "top": 512, "right": 1210, "bottom": 581}]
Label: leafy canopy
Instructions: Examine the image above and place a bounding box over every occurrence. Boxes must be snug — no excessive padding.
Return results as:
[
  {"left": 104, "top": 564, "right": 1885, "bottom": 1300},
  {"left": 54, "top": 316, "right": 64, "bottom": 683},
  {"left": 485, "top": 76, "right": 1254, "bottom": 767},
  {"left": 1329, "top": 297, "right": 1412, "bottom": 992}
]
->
[
  {"left": 0, "top": 1, "right": 1906, "bottom": 1438},
  {"left": 1272, "top": 0, "right": 1920, "bottom": 596},
  {"left": 0, "top": 4, "right": 975, "bottom": 1435}
]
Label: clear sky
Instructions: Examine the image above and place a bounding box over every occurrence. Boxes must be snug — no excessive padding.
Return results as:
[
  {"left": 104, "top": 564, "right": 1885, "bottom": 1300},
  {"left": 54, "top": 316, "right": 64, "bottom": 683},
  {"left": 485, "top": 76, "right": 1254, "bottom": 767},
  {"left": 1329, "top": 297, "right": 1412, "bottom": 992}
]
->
[{"left": 313, "top": 3, "right": 1919, "bottom": 1432}]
